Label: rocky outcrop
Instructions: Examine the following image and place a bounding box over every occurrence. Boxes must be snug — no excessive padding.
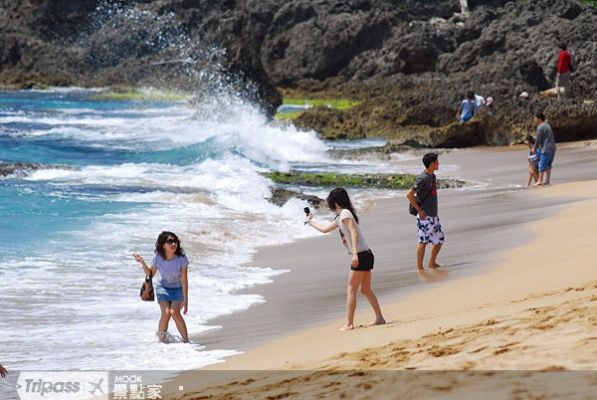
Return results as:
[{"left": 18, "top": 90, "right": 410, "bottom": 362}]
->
[
  {"left": 0, "top": 162, "right": 73, "bottom": 177},
  {"left": 285, "top": 0, "right": 597, "bottom": 146},
  {"left": 293, "top": 88, "right": 597, "bottom": 147},
  {"left": 0, "top": 0, "right": 596, "bottom": 143},
  {"left": 268, "top": 187, "right": 324, "bottom": 207},
  {"left": 0, "top": 0, "right": 282, "bottom": 114}
]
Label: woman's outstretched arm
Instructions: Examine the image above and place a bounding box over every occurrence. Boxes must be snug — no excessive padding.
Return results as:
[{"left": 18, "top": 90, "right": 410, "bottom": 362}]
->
[{"left": 306, "top": 214, "right": 338, "bottom": 234}]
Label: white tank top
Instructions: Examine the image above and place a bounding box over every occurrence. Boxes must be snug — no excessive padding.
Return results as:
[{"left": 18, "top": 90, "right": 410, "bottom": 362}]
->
[{"left": 334, "top": 209, "right": 369, "bottom": 253}]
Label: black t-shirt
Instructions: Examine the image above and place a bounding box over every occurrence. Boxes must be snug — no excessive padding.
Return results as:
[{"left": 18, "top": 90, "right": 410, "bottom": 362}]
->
[{"left": 412, "top": 171, "right": 438, "bottom": 217}]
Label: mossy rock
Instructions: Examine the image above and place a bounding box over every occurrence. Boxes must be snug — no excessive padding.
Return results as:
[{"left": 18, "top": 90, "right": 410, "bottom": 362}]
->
[
  {"left": 90, "top": 87, "right": 191, "bottom": 101},
  {"left": 265, "top": 171, "right": 415, "bottom": 189},
  {"left": 269, "top": 188, "right": 325, "bottom": 207},
  {"left": 275, "top": 97, "right": 360, "bottom": 121},
  {"left": 265, "top": 171, "right": 466, "bottom": 190}
]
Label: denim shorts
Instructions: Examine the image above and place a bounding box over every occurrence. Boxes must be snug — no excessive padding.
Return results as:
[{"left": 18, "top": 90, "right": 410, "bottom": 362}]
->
[
  {"left": 538, "top": 151, "right": 555, "bottom": 172},
  {"left": 155, "top": 285, "right": 183, "bottom": 303},
  {"left": 460, "top": 114, "right": 473, "bottom": 123}
]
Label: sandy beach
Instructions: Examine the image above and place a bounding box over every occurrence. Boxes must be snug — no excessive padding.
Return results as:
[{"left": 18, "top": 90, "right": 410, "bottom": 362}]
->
[
  {"left": 150, "top": 141, "right": 597, "bottom": 399},
  {"left": 194, "top": 141, "right": 597, "bottom": 351}
]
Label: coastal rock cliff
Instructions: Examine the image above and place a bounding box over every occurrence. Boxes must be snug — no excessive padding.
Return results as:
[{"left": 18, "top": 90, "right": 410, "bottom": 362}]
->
[{"left": 0, "top": 0, "right": 595, "bottom": 143}]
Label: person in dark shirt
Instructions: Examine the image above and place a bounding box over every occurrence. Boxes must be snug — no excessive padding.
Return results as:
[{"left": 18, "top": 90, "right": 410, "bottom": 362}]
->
[
  {"left": 533, "top": 112, "right": 557, "bottom": 186},
  {"left": 406, "top": 153, "right": 445, "bottom": 270}
]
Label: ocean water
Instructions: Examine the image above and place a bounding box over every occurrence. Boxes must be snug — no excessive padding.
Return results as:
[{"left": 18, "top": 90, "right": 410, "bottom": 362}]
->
[{"left": 0, "top": 88, "right": 402, "bottom": 371}]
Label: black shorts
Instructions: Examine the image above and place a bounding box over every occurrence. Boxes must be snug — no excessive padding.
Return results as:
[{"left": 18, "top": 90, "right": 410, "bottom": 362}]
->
[{"left": 352, "top": 249, "right": 374, "bottom": 271}]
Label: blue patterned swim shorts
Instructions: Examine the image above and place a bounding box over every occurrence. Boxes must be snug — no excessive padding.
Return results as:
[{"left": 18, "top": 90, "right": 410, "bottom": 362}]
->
[{"left": 416, "top": 216, "right": 445, "bottom": 245}]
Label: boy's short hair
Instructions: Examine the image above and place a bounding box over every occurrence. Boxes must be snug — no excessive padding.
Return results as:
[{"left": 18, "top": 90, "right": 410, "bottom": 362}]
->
[
  {"left": 524, "top": 135, "right": 535, "bottom": 144},
  {"left": 534, "top": 112, "right": 546, "bottom": 121},
  {"left": 422, "top": 153, "right": 438, "bottom": 168},
  {"left": 466, "top": 91, "right": 475, "bottom": 99},
  {"left": 560, "top": 43, "right": 567, "bottom": 51}
]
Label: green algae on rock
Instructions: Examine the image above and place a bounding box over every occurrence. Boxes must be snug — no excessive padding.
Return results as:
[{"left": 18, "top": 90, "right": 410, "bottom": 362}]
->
[{"left": 265, "top": 171, "right": 465, "bottom": 190}]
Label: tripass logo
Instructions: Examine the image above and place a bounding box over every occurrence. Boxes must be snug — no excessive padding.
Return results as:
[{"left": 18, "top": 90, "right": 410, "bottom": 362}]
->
[
  {"left": 22, "top": 379, "right": 81, "bottom": 396},
  {"left": 16, "top": 372, "right": 108, "bottom": 400}
]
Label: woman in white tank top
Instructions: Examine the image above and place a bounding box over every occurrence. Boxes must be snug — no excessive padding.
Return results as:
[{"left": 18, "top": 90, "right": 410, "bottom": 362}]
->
[{"left": 306, "top": 188, "right": 385, "bottom": 331}]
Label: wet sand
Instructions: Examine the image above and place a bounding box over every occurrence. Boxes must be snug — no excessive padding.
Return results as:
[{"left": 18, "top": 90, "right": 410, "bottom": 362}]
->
[
  {"left": 159, "top": 156, "right": 597, "bottom": 399},
  {"left": 193, "top": 140, "right": 597, "bottom": 352}
]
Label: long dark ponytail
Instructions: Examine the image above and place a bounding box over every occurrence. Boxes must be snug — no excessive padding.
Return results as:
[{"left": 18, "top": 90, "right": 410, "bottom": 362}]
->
[{"left": 326, "top": 187, "right": 359, "bottom": 224}]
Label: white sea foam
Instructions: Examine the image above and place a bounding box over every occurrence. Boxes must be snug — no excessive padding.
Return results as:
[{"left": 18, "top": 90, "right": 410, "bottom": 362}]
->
[
  {"left": 0, "top": 95, "right": 337, "bottom": 371},
  {"left": 1, "top": 87, "right": 465, "bottom": 372}
]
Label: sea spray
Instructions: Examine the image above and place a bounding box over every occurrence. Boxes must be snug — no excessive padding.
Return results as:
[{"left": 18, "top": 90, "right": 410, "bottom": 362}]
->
[{"left": 0, "top": 2, "right": 408, "bottom": 371}]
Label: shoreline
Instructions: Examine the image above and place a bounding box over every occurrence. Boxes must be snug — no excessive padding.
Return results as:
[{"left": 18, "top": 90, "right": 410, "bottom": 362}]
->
[
  {"left": 192, "top": 141, "right": 597, "bottom": 355},
  {"left": 160, "top": 178, "right": 597, "bottom": 399}
]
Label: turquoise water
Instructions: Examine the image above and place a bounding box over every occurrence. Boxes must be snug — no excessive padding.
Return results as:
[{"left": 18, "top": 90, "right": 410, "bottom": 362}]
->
[
  {"left": 0, "top": 88, "right": 334, "bottom": 370},
  {"left": 0, "top": 88, "right": 397, "bottom": 370},
  {"left": 0, "top": 88, "right": 388, "bottom": 370},
  {"left": 1, "top": 91, "right": 162, "bottom": 254},
  {"left": 0, "top": 90, "right": 192, "bottom": 256}
]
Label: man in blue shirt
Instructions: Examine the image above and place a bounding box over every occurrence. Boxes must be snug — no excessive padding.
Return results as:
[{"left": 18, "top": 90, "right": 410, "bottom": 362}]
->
[{"left": 456, "top": 91, "right": 477, "bottom": 123}]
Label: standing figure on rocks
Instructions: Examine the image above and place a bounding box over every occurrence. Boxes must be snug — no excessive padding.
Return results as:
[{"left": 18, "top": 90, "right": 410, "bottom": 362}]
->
[
  {"left": 555, "top": 43, "right": 573, "bottom": 97},
  {"left": 456, "top": 91, "right": 477, "bottom": 123},
  {"left": 533, "top": 113, "right": 556, "bottom": 186},
  {"left": 459, "top": 0, "right": 470, "bottom": 15},
  {"left": 406, "top": 153, "right": 445, "bottom": 270}
]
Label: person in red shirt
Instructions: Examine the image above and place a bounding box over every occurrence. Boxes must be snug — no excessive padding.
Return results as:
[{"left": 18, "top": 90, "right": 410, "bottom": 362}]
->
[{"left": 555, "top": 43, "right": 573, "bottom": 96}]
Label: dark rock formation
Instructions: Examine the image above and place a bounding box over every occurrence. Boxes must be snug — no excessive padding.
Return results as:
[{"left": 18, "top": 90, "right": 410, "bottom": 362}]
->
[
  {"left": 0, "top": 162, "right": 73, "bottom": 177},
  {"left": 0, "top": 0, "right": 596, "bottom": 143},
  {"left": 0, "top": 0, "right": 282, "bottom": 115},
  {"left": 269, "top": 187, "right": 324, "bottom": 207}
]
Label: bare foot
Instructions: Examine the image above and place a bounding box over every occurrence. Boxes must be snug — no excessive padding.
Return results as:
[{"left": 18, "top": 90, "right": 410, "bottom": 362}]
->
[
  {"left": 339, "top": 324, "right": 354, "bottom": 331},
  {"left": 534, "top": 182, "right": 544, "bottom": 187},
  {"left": 428, "top": 263, "right": 444, "bottom": 269},
  {"left": 156, "top": 331, "right": 167, "bottom": 344},
  {"left": 367, "top": 317, "right": 386, "bottom": 327},
  {"left": 417, "top": 266, "right": 425, "bottom": 271}
]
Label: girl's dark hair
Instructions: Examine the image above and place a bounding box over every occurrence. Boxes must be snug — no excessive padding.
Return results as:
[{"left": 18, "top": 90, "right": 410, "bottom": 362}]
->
[
  {"left": 560, "top": 43, "right": 567, "bottom": 51},
  {"left": 327, "top": 188, "right": 359, "bottom": 224},
  {"left": 155, "top": 231, "right": 185, "bottom": 258}
]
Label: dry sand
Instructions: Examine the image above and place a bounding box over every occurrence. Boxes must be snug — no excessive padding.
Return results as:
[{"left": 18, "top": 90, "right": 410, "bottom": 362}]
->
[
  {"left": 159, "top": 184, "right": 597, "bottom": 398},
  {"left": 195, "top": 141, "right": 597, "bottom": 352},
  {"left": 154, "top": 143, "right": 597, "bottom": 399}
]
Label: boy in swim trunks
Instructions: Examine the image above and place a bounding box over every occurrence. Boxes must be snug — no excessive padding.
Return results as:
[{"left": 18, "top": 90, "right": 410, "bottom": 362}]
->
[{"left": 406, "top": 153, "right": 445, "bottom": 270}]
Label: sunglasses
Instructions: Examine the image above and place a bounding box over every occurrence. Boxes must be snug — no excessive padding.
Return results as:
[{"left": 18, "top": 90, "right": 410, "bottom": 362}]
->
[{"left": 166, "top": 238, "right": 177, "bottom": 245}]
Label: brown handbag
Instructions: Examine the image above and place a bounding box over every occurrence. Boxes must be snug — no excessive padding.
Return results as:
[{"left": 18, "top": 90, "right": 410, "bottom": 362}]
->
[{"left": 140, "top": 272, "right": 155, "bottom": 301}]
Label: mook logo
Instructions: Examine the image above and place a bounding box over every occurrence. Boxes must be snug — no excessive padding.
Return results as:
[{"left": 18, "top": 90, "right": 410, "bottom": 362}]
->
[{"left": 16, "top": 372, "right": 108, "bottom": 400}]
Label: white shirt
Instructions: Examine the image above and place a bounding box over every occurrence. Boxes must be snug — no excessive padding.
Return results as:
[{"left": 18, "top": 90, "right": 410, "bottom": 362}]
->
[{"left": 334, "top": 209, "right": 369, "bottom": 254}]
